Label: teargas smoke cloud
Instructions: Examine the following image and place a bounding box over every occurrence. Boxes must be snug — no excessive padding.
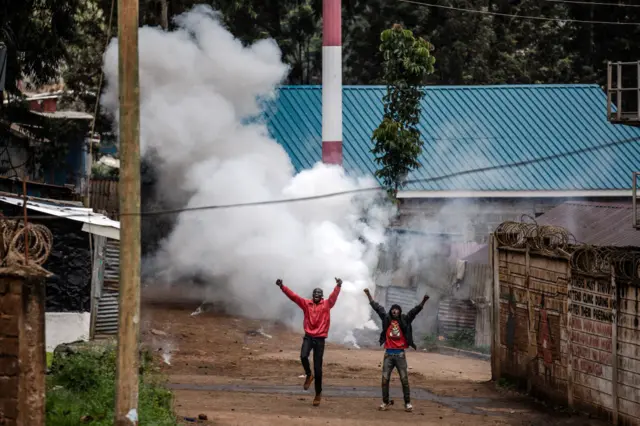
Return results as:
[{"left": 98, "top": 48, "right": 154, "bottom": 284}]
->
[{"left": 101, "top": 5, "right": 392, "bottom": 343}]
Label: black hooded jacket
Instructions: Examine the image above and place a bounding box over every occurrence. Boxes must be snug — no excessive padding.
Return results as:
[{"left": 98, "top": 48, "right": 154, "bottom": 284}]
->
[{"left": 370, "top": 301, "right": 423, "bottom": 350}]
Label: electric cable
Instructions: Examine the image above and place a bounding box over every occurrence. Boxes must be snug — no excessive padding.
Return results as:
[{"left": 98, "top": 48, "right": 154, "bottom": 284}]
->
[
  {"left": 0, "top": 135, "right": 637, "bottom": 220},
  {"left": 399, "top": 0, "right": 640, "bottom": 25}
]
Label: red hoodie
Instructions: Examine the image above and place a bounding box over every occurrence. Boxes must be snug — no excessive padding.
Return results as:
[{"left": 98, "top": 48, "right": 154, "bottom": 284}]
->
[{"left": 281, "top": 285, "right": 341, "bottom": 338}]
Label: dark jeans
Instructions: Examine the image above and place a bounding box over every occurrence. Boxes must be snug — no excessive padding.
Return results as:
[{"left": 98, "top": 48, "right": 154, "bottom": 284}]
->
[
  {"left": 300, "top": 335, "right": 325, "bottom": 395},
  {"left": 381, "top": 351, "right": 410, "bottom": 404}
]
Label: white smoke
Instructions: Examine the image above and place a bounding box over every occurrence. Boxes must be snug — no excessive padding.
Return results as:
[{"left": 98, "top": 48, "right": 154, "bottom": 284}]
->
[{"left": 101, "top": 5, "right": 392, "bottom": 342}]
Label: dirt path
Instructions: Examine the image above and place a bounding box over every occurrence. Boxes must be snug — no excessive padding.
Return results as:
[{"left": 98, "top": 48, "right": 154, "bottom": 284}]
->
[{"left": 141, "top": 301, "right": 605, "bottom": 426}]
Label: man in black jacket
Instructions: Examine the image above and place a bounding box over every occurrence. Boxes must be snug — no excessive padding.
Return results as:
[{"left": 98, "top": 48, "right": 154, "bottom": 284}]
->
[{"left": 364, "top": 288, "right": 429, "bottom": 412}]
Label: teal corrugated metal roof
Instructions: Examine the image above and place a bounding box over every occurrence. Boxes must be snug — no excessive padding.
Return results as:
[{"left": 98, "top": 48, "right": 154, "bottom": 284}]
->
[{"left": 263, "top": 85, "right": 640, "bottom": 191}]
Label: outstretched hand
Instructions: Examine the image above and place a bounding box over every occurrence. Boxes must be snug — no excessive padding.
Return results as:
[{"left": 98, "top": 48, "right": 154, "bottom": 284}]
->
[
  {"left": 363, "top": 288, "right": 370, "bottom": 295},
  {"left": 421, "top": 294, "right": 430, "bottom": 306},
  {"left": 335, "top": 277, "right": 342, "bottom": 286},
  {"left": 276, "top": 279, "right": 283, "bottom": 288}
]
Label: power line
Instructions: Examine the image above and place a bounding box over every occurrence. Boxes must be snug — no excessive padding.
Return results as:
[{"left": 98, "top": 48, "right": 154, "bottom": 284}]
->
[
  {"left": 399, "top": 0, "right": 640, "bottom": 25},
  {"left": 2, "top": 135, "right": 639, "bottom": 221},
  {"left": 544, "top": 0, "right": 640, "bottom": 8}
]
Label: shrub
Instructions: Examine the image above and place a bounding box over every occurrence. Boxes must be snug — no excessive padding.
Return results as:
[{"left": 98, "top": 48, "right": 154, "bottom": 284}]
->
[{"left": 46, "top": 344, "right": 176, "bottom": 426}]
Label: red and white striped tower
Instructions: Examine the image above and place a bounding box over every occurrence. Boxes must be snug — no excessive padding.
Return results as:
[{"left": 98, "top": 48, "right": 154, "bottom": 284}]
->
[{"left": 321, "top": 0, "right": 342, "bottom": 165}]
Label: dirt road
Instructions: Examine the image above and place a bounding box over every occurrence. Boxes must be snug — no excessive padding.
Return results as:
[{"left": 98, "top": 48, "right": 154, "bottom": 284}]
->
[{"left": 141, "top": 301, "right": 605, "bottom": 426}]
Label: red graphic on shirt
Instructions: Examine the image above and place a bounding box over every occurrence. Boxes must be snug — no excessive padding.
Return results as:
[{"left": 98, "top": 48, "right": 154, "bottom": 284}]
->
[{"left": 385, "top": 320, "right": 407, "bottom": 349}]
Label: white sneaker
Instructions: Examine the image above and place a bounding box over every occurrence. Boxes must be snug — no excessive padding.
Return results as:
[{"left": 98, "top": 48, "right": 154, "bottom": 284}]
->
[
  {"left": 379, "top": 401, "right": 392, "bottom": 411},
  {"left": 405, "top": 403, "right": 413, "bottom": 412}
]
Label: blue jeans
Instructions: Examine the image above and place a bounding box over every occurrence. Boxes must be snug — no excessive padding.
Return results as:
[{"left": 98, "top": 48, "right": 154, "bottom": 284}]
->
[{"left": 381, "top": 351, "right": 410, "bottom": 404}]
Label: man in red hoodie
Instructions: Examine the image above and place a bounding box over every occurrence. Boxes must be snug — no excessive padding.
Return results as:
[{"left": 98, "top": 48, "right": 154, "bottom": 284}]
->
[{"left": 276, "top": 277, "right": 342, "bottom": 406}]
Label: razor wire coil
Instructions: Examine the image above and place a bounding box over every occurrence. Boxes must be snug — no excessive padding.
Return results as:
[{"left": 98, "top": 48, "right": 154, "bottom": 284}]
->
[
  {"left": 495, "top": 219, "right": 640, "bottom": 283},
  {"left": 0, "top": 219, "right": 53, "bottom": 266}
]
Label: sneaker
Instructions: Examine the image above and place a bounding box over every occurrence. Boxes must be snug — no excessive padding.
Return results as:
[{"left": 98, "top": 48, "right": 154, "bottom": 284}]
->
[
  {"left": 303, "top": 375, "right": 314, "bottom": 391},
  {"left": 313, "top": 393, "right": 322, "bottom": 406},
  {"left": 379, "top": 400, "right": 394, "bottom": 411},
  {"left": 405, "top": 403, "right": 413, "bottom": 412}
]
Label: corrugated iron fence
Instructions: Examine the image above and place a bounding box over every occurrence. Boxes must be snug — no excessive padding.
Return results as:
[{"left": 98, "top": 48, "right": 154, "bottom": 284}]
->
[
  {"left": 490, "top": 226, "right": 640, "bottom": 426},
  {"left": 89, "top": 178, "right": 118, "bottom": 220}
]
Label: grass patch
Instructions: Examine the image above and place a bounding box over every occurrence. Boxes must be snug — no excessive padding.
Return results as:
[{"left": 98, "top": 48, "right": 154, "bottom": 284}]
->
[
  {"left": 423, "top": 328, "right": 491, "bottom": 354},
  {"left": 422, "top": 334, "right": 439, "bottom": 352},
  {"left": 46, "top": 344, "right": 176, "bottom": 425},
  {"left": 496, "top": 377, "right": 518, "bottom": 390}
]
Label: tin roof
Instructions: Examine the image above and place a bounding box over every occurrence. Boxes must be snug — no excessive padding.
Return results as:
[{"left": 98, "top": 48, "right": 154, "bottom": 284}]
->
[
  {"left": 465, "top": 200, "right": 640, "bottom": 265},
  {"left": 0, "top": 195, "right": 119, "bottom": 239},
  {"left": 536, "top": 201, "right": 640, "bottom": 247},
  {"left": 263, "top": 84, "right": 640, "bottom": 192}
]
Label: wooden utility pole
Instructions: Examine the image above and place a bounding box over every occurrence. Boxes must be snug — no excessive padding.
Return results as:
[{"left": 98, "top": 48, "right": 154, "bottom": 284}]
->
[{"left": 115, "top": 0, "right": 141, "bottom": 425}]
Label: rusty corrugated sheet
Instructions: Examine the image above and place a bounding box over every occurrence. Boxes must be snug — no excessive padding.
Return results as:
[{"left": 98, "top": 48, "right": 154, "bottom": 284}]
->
[
  {"left": 437, "top": 298, "right": 476, "bottom": 337},
  {"left": 386, "top": 286, "right": 418, "bottom": 310},
  {"left": 536, "top": 201, "right": 640, "bottom": 247},
  {"left": 103, "top": 238, "right": 119, "bottom": 290},
  {"left": 465, "top": 262, "right": 492, "bottom": 302}
]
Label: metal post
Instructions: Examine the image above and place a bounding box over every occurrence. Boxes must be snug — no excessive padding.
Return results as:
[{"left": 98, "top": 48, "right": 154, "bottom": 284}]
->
[
  {"left": 611, "top": 267, "right": 618, "bottom": 425},
  {"left": 114, "top": 0, "right": 141, "bottom": 425},
  {"left": 607, "top": 62, "right": 612, "bottom": 120},
  {"left": 633, "top": 172, "right": 638, "bottom": 229},
  {"left": 637, "top": 61, "right": 640, "bottom": 121},
  {"left": 617, "top": 62, "right": 622, "bottom": 121}
]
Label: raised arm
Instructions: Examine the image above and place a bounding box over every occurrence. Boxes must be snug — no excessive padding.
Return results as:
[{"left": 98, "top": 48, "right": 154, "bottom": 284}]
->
[
  {"left": 364, "top": 288, "right": 386, "bottom": 320},
  {"left": 406, "top": 294, "right": 430, "bottom": 323},
  {"left": 327, "top": 278, "right": 342, "bottom": 308},
  {"left": 276, "top": 279, "right": 305, "bottom": 310}
]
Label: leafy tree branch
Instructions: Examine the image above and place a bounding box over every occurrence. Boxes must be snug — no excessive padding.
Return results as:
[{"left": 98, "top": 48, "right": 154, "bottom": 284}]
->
[{"left": 371, "top": 24, "right": 434, "bottom": 199}]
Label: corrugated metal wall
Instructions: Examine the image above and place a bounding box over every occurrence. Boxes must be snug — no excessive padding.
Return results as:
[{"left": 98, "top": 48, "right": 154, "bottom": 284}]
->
[
  {"left": 94, "top": 238, "right": 120, "bottom": 337},
  {"left": 437, "top": 298, "right": 477, "bottom": 337},
  {"left": 463, "top": 262, "right": 492, "bottom": 347},
  {"left": 94, "top": 289, "right": 119, "bottom": 336},
  {"left": 103, "top": 239, "right": 120, "bottom": 291},
  {"left": 386, "top": 286, "right": 418, "bottom": 310}
]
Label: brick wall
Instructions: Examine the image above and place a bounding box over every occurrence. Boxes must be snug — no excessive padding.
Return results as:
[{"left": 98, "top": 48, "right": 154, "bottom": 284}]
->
[
  {"left": 0, "top": 279, "right": 21, "bottom": 426},
  {"left": 0, "top": 272, "right": 47, "bottom": 426}
]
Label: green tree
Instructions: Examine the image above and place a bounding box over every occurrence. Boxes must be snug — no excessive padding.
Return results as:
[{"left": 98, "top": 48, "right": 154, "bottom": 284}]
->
[
  {"left": 371, "top": 24, "right": 435, "bottom": 199},
  {"left": 0, "top": 0, "right": 86, "bottom": 177}
]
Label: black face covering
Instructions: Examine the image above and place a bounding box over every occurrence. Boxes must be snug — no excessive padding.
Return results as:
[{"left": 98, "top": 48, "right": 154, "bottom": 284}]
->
[
  {"left": 312, "top": 288, "right": 323, "bottom": 300},
  {"left": 389, "top": 304, "right": 402, "bottom": 319}
]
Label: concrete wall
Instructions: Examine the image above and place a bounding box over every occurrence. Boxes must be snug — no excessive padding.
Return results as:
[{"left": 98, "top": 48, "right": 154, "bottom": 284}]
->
[
  {"left": 492, "top": 240, "right": 640, "bottom": 426},
  {"left": 45, "top": 313, "right": 90, "bottom": 352}
]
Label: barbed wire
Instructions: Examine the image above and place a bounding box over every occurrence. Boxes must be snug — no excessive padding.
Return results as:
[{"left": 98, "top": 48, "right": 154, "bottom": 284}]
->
[
  {"left": 495, "top": 219, "right": 640, "bottom": 283},
  {"left": 0, "top": 219, "right": 53, "bottom": 266},
  {"left": 494, "top": 215, "right": 575, "bottom": 255}
]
